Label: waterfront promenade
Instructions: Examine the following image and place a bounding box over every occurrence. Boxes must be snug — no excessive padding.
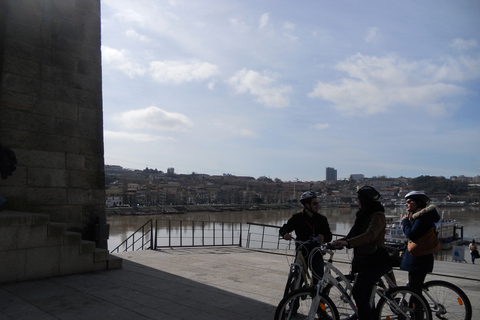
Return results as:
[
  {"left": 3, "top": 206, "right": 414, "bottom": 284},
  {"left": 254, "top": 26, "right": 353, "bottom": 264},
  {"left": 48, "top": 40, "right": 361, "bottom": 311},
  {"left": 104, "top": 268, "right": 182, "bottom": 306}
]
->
[{"left": 1, "top": 247, "right": 479, "bottom": 319}]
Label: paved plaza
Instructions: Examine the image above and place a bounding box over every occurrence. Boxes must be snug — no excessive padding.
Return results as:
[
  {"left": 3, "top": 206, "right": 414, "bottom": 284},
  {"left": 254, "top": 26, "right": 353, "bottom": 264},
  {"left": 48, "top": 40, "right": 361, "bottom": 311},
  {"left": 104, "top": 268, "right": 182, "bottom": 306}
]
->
[{"left": 1, "top": 247, "right": 479, "bottom": 319}]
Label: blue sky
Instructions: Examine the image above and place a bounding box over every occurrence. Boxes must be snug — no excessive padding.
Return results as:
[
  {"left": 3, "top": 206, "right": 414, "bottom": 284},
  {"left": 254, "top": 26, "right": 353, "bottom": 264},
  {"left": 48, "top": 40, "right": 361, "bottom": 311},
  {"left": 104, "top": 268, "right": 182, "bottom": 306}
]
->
[{"left": 101, "top": 0, "right": 480, "bottom": 181}]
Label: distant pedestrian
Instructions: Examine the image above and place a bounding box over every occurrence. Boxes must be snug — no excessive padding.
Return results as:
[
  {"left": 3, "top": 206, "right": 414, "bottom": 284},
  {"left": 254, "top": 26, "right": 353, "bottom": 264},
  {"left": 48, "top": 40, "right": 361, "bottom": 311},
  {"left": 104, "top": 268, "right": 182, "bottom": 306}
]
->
[{"left": 470, "top": 239, "right": 479, "bottom": 264}]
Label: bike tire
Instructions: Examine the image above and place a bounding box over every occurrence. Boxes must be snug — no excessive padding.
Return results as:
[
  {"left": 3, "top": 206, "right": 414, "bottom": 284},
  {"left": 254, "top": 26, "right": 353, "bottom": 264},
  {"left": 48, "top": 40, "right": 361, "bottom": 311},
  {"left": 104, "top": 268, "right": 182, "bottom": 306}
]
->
[
  {"left": 283, "top": 268, "right": 300, "bottom": 297},
  {"left": 275, "top": 287, "right": 340, "bottom": 320},
  {"left": 375, "top": 286, "right": 432, "bottom": 320},
  {"left": 423, "top": 280, "right": 472, "bottom": 320},
  {"left": 323, "top": 276, "right": 356, "bottom": 320}
]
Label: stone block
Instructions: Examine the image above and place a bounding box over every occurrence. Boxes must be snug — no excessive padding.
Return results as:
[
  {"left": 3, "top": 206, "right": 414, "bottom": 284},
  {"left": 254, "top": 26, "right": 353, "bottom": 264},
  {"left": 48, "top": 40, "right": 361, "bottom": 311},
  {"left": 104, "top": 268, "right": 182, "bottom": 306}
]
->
[
  {"left": 25, "top": 246, "right": 60, "bottom": 280},
  {"left": 48, "top": 222, "right": 66, "bottom": 236},
  {"left": 80, "top": 240, "right": 95, "bottom": 254},
  {"left": 107, "top": 255, "right": 123, "bottom": 270},
  {"left": 0, "top": 226, "right": 18, "bottom": 251},
  {"left": 18, "top": 225, "right": 63, "bottom": 248},
  {"left": 64, "top": 231, "right": 81, "bottom": 245},
  {"left": 26, "top": 187, "right": 67, "bottom": 206},
  {"left": 59, "top": 244, "right": 94, "bottom": 275},
  {"left": 27, "top": 167, "right": 67, "bottom": 188},
  {"left": 66, "top": 153, "right": 85, "bottom": 170},
  {"left": 16, "top": 149, "right": 65, "bottom": 169},
  {"left": 93, "top": 248, "right": 109, "bottom": 262},
  {"left": 0, "top": 249, "right": 26, "bottom": 284}
]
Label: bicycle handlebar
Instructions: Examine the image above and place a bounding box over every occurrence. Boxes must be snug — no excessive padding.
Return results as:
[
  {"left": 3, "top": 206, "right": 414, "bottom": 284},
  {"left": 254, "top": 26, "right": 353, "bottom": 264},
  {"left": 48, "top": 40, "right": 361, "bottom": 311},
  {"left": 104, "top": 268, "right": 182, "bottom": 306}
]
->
[{"left": 285, "top": 237, "right": 343, "bottom": 250}]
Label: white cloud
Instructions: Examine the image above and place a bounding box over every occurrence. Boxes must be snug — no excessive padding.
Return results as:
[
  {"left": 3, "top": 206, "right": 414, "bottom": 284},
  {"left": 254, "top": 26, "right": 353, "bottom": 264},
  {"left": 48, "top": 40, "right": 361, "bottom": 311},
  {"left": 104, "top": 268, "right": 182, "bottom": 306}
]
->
[
  {"left": 101, "top": 46, "right": 146, "bottom": 77},
  {"left": 365, "top": 27, "right": 379, "bottom": 43},
  {"left": 125, "top": 29, "right": 151, "bottom": 42},
  {"left": 104, "top": 130, "right": 174, "bottom": 142},
  {"left": 449, "top": 38, "right": 479, "bottom": 51},
  {"left": 308, "top": 53, "right": 476, "bottom": 115},
  {"left": 314, "top": 123, "right": 330, "bottom": 130},
  {"left": 227, "top": 69, "right": 292, "bottom": 108},
  {"left": 229, "top": 18, "right": 251, "bottom": 33},
  {"left": 283, "top": 21, "right": 297, "bottom": 41},
  {"left": 149, "top": 60, "right": 220, "bottom": 84},
  {"left": 259, "top": 13, "right": 269, "bottom": 30},
  {"left": 113, "top": 106, "right": 193, "bottom": 131},
  {"left": 212, "top": 120, "right": 255, "bottom": 137}
]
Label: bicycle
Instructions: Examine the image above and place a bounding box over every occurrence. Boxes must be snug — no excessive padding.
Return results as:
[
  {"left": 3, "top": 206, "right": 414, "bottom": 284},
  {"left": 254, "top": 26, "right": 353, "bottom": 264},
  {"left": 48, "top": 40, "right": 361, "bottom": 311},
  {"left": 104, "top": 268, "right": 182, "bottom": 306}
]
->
[
  {"left": 275, "top": 243, "right": 432, "bottom": 320},
  {"left": 282, "top": 238, "right": 319, "bottom": 297},
  {"left": 384, "top": 247, "right": 472, "bottom": 320}
]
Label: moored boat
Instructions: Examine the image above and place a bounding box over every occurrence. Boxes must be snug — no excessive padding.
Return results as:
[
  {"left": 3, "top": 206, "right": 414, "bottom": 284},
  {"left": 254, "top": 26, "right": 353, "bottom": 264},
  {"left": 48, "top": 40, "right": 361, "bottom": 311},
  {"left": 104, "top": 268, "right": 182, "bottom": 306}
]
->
[{"left": 385, "top": 216, "right": 464, "bottom": 250}]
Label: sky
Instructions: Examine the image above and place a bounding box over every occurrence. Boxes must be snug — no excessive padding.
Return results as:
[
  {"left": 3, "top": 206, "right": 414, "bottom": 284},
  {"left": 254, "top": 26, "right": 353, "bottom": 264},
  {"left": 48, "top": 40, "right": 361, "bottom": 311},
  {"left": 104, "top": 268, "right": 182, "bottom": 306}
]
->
[{"left": 100, "top": 0, "right": 480, "bottom": 181}]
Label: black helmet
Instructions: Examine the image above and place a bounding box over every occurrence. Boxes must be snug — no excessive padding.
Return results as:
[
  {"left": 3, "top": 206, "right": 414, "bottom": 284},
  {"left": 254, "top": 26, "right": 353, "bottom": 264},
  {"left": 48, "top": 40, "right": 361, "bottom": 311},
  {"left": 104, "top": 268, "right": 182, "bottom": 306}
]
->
[
  {"left": 300, "top": 191, "right": 317, "bottom": 204},
  {"left": 357, "top": 185, "right": 381, "bottom": 201},
  {"left": 405, "top": 191, "right": 430, "bottom": 206}
]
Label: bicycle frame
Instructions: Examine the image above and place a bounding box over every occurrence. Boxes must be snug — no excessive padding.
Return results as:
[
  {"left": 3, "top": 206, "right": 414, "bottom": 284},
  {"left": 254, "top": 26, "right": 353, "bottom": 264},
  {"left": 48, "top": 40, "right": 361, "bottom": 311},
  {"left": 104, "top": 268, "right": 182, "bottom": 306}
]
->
[
  {"left": 316, "top": 245, "right": 423, "bottom": 319},
  {"left": 290, "top": 248, "right": 312, "bottom": 289},
  {"left": 283, "top": 239, "right": 315, "bottom": 296}
]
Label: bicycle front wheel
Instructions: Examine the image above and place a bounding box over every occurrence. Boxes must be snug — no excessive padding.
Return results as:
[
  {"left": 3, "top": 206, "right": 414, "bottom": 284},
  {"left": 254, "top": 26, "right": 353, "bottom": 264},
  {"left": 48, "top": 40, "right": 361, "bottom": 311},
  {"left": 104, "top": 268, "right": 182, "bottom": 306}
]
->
[
  {"left": 376, "top": 286, "right": 432, "bottom": 320},
  {"left": 275, "top": 288, "right": 340, "bottom": 320},
  {"left": 283, "top": 269, "right": 300, "bottom": 297},
  {"left": 423, "top": 280, "right": 472, "bottom": 320}
]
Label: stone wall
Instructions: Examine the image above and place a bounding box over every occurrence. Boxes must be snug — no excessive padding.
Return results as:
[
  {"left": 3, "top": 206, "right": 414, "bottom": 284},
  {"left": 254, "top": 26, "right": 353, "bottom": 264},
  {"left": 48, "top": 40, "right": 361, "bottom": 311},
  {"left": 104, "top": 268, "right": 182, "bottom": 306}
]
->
[{"left": 0, "top": 0, "right": 107, "bottom": 248}]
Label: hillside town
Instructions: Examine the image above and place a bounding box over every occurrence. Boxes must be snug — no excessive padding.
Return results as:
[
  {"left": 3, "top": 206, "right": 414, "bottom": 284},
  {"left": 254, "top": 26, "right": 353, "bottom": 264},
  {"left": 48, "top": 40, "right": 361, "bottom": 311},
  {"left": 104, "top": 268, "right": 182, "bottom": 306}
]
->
[{"left": 105, "top": 165, "right": 480, "bottom": 211}]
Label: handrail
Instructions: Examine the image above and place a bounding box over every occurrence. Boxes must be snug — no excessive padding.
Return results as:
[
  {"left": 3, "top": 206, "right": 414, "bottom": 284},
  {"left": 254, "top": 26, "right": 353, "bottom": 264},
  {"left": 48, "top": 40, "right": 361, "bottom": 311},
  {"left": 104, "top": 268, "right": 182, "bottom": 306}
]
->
[
  {"left": 110, "top": 219, "right": 153, "bottom": 253},
  {"left": 154, "top": 220, "right": 243, "bottom": 248},
  {"left": 110, "top": 220, "right": 351, "bottom": 253}
]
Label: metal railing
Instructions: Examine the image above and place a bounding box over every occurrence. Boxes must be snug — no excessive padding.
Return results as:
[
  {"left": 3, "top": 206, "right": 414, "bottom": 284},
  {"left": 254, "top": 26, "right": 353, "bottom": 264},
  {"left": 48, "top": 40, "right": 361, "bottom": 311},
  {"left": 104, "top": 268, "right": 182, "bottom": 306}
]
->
[
  {"left": 111, "top": 219, "right": 350, "bottom": 253},
  {"left": 154, "top": 220, "right": 243, "bottom": 248},
  {"left": 110, "top": 219, "right": 153, "bottom": 253}
]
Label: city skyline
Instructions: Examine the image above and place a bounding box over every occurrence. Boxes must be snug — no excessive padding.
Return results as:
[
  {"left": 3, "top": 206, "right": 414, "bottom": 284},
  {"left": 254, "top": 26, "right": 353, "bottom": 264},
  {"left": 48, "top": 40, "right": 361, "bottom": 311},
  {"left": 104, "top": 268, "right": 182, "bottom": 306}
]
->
[{"left": 101, "top": 0, "right": 480, "bottom": 181}]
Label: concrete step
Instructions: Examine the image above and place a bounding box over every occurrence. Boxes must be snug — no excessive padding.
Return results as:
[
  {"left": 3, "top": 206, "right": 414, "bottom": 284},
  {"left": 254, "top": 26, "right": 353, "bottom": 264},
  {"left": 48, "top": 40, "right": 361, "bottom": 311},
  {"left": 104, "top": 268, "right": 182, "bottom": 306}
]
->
[{"left": 0, "top": 211, "right": 122, "bottom": 284}]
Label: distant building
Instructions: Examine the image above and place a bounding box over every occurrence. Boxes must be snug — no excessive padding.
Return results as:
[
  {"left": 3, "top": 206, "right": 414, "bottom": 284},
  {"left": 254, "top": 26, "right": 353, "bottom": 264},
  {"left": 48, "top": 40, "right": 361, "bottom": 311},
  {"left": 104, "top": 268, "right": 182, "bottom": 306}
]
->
[
  {"left": 326, "top": 167, "right": 337, "bottom": 181},
  {"left": 167, "top": 167, "right": 175, "bottom": 175},
  {"left": 350, "top": 174, "right": 365, "bottom": 182}
]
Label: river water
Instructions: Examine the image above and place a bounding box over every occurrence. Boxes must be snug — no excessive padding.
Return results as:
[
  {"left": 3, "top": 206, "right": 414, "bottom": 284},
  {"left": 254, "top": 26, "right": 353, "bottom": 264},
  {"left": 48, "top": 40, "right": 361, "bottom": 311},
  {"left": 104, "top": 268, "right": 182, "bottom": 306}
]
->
[{"left": 107, "top": 205, "right": 480, "bottom": 261}]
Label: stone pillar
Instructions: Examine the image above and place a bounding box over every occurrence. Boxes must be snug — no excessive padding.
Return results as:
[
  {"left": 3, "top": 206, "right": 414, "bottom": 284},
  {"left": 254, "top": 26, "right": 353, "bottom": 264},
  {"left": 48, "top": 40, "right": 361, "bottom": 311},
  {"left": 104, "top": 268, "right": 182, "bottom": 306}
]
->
[{"left": 0, "top": 0, "right": 108, "bottom": 248}]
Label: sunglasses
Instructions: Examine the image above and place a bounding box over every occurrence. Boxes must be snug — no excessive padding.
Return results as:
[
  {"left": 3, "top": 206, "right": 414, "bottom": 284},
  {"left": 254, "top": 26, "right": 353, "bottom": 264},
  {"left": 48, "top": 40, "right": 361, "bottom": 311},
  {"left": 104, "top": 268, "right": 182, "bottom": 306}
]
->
[
  {"left": 406, "top": 200, "right": 415, "bottom": 204},
  {"left": 311, "top": 202, "right": 319, "bottom": 205}
]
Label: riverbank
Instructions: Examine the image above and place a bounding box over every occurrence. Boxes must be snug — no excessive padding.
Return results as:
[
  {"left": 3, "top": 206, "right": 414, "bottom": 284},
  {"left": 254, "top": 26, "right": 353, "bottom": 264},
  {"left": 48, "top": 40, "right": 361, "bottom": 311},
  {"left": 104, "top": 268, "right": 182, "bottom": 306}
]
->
[{"left": 106, "top": 203, "right": 301, "bottom": 216}]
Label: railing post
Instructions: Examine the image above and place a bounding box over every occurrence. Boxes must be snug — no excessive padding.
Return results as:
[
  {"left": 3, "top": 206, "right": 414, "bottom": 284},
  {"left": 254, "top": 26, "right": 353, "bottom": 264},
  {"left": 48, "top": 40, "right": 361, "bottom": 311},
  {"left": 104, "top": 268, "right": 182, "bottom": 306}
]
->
[
  {"left": 168, "top": 220, "right": 171, "bottom": 247},
  {"left": 154, "top": 219, "right": 157, "bottom": 249},
  {"left": 239, "top": 223, "right": 242, "bottom": 247},
  {"left": 192, "top": 221, "right": 195, "bottom": 246},
  {"left": 213, "top": 222, "right": 216, "bottom": 246},
  {"left": 202, "top": 221, "right": 205, "bottom": 246},
  {"left": 180, "top": 220, "right": 183, "bottom": 247}
]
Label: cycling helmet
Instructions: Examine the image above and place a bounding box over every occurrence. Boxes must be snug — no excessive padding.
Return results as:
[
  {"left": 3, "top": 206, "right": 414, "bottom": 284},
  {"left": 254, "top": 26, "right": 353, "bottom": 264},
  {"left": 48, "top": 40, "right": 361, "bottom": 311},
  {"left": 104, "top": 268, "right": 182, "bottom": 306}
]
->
[
  {"left": 405, "top": 191, "right": 430, "bottom": 205},
  {"left": 300, "top": 191, "right": 317, "bottom": 204},
  {"left": 357, "top": 185, "right": 381, "bottom": 201}
]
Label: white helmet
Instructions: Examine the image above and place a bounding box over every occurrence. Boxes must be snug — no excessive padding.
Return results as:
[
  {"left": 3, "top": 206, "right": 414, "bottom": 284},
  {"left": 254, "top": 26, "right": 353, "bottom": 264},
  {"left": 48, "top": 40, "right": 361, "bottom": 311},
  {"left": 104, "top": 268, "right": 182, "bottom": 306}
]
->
[
  {"left": 405, "top": 191, "right": 430, "bottom": 205},
  {"left": 300, "top": 191, "right": 317, "bottom": 204}
]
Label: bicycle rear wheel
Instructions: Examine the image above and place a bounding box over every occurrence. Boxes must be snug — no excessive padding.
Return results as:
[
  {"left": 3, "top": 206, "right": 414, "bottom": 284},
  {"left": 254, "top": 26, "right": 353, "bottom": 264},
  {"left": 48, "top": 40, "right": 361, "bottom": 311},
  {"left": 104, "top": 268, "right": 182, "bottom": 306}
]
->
[
  {"left": 275, "top": 287, "right": 339, "bottom": 320},
  {"left": 423, "top": 280, "right": 472, "bottom": 320},
  {"left": 375, "top": 286, "right": 432, "bottom": 320}
]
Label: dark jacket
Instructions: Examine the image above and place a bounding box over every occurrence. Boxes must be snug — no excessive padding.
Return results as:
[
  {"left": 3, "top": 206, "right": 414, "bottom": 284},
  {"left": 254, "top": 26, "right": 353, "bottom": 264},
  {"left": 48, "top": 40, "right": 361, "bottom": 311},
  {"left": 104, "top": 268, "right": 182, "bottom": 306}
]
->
[
  {"left": 400, "top": 205, "right": 441, "bottom": 273},
  {"left": 344, "top": 202, "right": 389, "bottom": 272},
  {"left": 279, "top": 210, "right": 332, "bottom": 253}
]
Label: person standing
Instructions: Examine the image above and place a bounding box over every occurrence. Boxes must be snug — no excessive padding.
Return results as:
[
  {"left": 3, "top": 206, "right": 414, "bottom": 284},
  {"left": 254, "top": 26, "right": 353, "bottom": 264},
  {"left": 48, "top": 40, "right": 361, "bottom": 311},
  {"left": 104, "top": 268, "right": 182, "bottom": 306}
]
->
[
  {"left": 333, "top": 186, "right": 391, "bottom": 320},
  {"left": 400, "top": 191, "right": 441, "bottom": 292},
  {"left": 469, "top": 239, "right": 478, "bottom": 264},
  {"left": 279, "top": 191, "right": 332, "bottom": 284}
]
